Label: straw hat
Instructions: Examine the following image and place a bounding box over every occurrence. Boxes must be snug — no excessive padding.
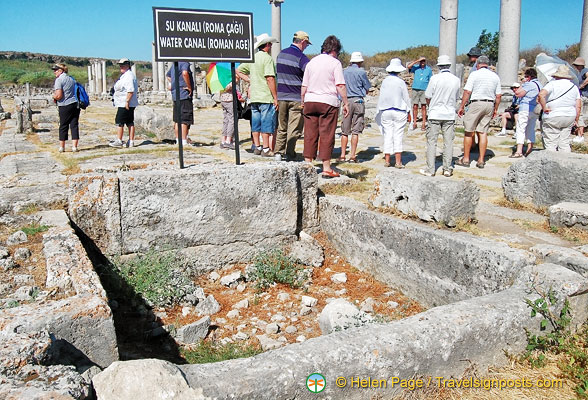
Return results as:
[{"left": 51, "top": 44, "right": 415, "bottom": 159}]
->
[
  {"left": 294, "top": 31, "right": 312, "bottom": 44},
  {"left": 436, "top": 55, "right": 451, "bottom": 66},
  {"left": 386, "top": 58, "right": 406, "bottom": 73},
  {"left": 572, "top": 57, "right": 586, "bottom": 66},
  {"left": 349, "top": 52, "right": 364, "bottom": 63},
  {"left": 551, "top": 65, "right": 574, "bottom": 80},
  {"left": 254, "top": 33, "right": 278, "bottom": 49}
]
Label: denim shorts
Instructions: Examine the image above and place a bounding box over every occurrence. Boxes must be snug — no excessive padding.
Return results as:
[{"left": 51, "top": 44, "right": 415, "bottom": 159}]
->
[{"left": 251, "top": 103, "right": 277, "bottom": 133}]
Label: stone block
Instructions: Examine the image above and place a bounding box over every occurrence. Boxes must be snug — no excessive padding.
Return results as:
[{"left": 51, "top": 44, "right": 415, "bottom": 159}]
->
[
  {"left": 502, "top": 151, "right": 588, "bottom": 206},
  {"left": 175, "top": 263, "right": 588, "bottom": 399},
  {"left": 175, "top": 316, "right": 211, "bottom": 344},
  {"left": 549, "top": 202, "right": 588, "bottom": 230},
  {"left": 134, "top": 106, "right": 174, "bottom": 141},
  {"left": 0, "top": 295, "right": 118, "bottom": 368},
  {"left": 318, "top": 299, "right": 372, "bottom": 334},
  {"left": 68, "top": 173, "right": 122, "bottom": 255},
  {"left": 530, "top": 244, "right": 588, "bottom": 278},
  {"left": 68, "top": 164, "right": 315, "bottom": 269},
  {"left": 319, "top": 195, "right": 534, "bottom": 307},
  {"left": 370, "top": 171, "right": 479, "bottom": 226},
  {"left": 93, "top": 359, "right": 208, "bottom": 400}
]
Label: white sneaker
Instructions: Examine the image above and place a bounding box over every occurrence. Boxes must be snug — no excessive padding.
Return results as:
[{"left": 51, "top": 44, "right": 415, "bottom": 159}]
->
[
  {"left": 109, "top": 140, "right": 123, "bottom": 148},
  {"left": 419, "top": 169, "right": 434, "bottom": 177},
  {"left": 274, "top": 153, "right": 282, "bottom": 162},
  {"left": 58, "top": 147, "right": 64, "bottom": 153},
  {"left": 72, "top": 146, "right": 78, "bottom": 152},
  {"left": 573, "top": 136, "right": 584, "bottom": 144},
  {"left": 127, "top": 140, "right": 134, "bottom": 148},
  {"left": 496, "top": 131, "right": 507, "bottom": 137}
]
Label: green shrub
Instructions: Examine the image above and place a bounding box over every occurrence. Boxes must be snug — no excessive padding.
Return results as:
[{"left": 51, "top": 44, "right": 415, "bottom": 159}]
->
[
  {"left": 20, "top": 223, "right": 49, "bottom": 236},
  {"left": 249, "top": 249, "right": 308, "bottom": 292},
  {"left": 181, "top": 341, "right": 262, "bottom": 364},
  {"left": 112, "top": 250, "right": 191, "bottom": 307}
]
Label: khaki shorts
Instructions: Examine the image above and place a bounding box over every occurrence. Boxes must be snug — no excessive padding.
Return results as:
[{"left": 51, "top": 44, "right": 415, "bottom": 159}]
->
[
  {"left": 341, "top": 101, "right": 366, "bottom": 135},
  {"left": 411, "top": 90, "right": 426, "bottom": 106},
  {"left": 463, "top": 101, "right": 494, "bottom": 133}
]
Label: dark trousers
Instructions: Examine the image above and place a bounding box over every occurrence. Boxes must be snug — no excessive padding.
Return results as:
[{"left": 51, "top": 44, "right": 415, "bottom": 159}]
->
[
  {"left": 302, "top": 102, "right": 338, "bottom": 161},
  {"left": 58, "top": 102, "right": 80, "bottom": 141}
]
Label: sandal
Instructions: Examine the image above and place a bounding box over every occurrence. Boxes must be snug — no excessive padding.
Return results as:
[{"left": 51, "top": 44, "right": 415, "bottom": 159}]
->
[
  {"left": 509, "top": 153, "right": 523, "bottom": 158},
  {"left": 394, "top": 164, "right": 405, "bottom": 169},
  {"left": 322, "top": 169, "right": 340, "bottom": 178},
  {"left": 337, "top": 157, "right": 346, "bottom": 162},
  {"left": 348, "top": 157, "right": 358, "bottom": 163},
  {"left": 455, "top": 158, "right": 470, "bottom": 167},
  {"left": 384, "top": 162, "right": 391, "bottom": 168},
  {"left": 476, "top": 161, "right": 485, "bottom": 169}
]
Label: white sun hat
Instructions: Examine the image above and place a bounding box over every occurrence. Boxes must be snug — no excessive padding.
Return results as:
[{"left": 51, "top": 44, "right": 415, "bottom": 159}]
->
[
  {"left": 254, "top": 33, "right": 278, "bottom": 49},
  {"left": 385, "top": 58, "right": 406, "bottom": 73},
  {"left": 350, "top": 51, "right": 364, "bottom": 63},
  {"left": 436, "top": 55, "right": 451, "bottom": 66}
]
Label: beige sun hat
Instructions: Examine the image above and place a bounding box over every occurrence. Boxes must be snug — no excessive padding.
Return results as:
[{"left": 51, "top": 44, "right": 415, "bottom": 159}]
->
[
  {"left": 350, "top": 52, "right": 364, "bottom": 63},
  {"left": 254, "top": 33, "right": 278, "bottom": 49},
  {"left": 573, "top": 57, "right": 586, "bottom": 66},
  {"left": 551, "top": 65, "right": 575, "bottom": 80},
  {"left": 386, "top": 58, "right": 406, "bottom": 73},
  {"left": 117, "top": 58, "right": 131, "bottom": 65},
  {"left": 293, "top": 31, "right": 312, "bottom": 44}
]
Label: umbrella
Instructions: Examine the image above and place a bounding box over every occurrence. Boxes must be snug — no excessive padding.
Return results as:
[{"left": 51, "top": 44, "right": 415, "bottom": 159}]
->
[{"left": 206, "top": 62, "right": 234, "bottom": 93}]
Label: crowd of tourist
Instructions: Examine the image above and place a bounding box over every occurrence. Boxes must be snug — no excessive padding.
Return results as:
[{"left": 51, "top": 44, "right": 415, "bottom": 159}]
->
[{"left": 51, "top": 34, "right": 587, "bottom": 177}]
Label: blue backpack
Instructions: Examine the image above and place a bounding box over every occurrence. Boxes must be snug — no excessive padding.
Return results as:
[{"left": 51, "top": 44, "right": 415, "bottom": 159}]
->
[{"left": 74, "top": 80, "right": 90, "bottom": 110}]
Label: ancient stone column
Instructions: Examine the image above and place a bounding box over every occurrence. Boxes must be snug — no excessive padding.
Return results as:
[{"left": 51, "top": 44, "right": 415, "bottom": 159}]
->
[
  {"left": 497, "top": 0, "right": 521, "bottom": 87},
  {"left": 439, "top": 0, "right": 458, "bottom": 74},
  {"left": 101, "top": 60, "right": 107, "bottom": 94},
  {"left": 152, "top": 42, "right": 159, "bottom": 91},
  {"left": 158, "top": 61, "right": 166, "bottom": 93},
  {"left": 580, "top": 0, "right": 588, "bottom": 62},
  {"left": 91, "top": 63, "right": 97, "bottom": 94},
  {"left": 269, "top": 0, "right": 284, "bottom": 61},
  {"left": 95, "top": 62, "right": 103, "bottom": 97},
  {"left": 87, "top": 65, "right": 94, "bottom": 94},
  {"left": 131, "top": 64, "right": 136, "bottom": 77}
]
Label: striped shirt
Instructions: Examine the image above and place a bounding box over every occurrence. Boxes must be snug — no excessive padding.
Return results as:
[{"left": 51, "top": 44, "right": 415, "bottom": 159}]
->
[
  {"left": 276, "top": 44, "right": 309, "bottom": 102},
  {"left": 464, "top": 67, "right": 501, "bottom": 101}
]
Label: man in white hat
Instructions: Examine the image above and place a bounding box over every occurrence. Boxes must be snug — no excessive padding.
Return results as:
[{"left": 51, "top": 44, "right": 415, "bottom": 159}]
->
[
  {"left": 109, "top": 58, "right": 139, "bottom": 148},
  {"left": 572, "top": 57, "right": 588, "bottom": 143},
  {"left": 274, "top": 31, "right": 311, "bottom": 161},
  {"left": 340, "top": 51, "right": 371, "bottom": 162},
  {"left": 237, "top": 33, "right": 279, "bottom": 157},
  {"left": 456, "top": 55, "right": 501, "bottom": 169},
  {"left": 407, "top": 56, "right": 433, "bottom": 131},
  {"left": 419, "top": 55, "right": 460, "bottom": 177}
]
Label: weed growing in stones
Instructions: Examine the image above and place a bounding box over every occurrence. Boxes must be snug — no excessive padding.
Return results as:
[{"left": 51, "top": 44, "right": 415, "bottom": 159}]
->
[
  {"left": 20, "top": 222, "right": 48, "bottom": 236},
  {"left": 6, "top": 300, "right": 20, "bottom": 308},
  {"left": 522, "top": 288, "right": 588, "bottom": 397},
  {"left": 180, "top": 341, "right": 262, "bottom": 364},
  {"left": 19, "top": 203, "right": 39, "bottom": 215},
  {"left": 572, "top": 141, "right": 588, "bottom": 154},
  {"left": 493, "top": 197, "right": 548, "bottom": 216},
  {"left": 111, "top": 250, "right": 193, "bottom": 307},
  {"left": 250, "top": 250, "right": 309, "bottom": 292}
]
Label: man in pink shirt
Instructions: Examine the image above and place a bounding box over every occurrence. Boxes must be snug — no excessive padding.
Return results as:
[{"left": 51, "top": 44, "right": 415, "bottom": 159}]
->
[{"left": 301, "top": 35, "right": 349, "bottom": 178}]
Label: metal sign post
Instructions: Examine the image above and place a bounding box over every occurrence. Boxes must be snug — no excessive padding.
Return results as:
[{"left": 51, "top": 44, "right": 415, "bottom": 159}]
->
[
  {"left": 153, "top": 7, "right": 254, "bottom": 167},
  {"left": 231, "top": 63, "right": 241, "bottom": 165},
  {"left": 173, "top": 62, "right": 184, "bottom": 168}
]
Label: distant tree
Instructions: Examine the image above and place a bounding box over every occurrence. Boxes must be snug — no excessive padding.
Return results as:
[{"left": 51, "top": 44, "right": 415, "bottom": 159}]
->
[
  {"left": 557, "top": 43, "right": 580, "bottom": 64},
  {"left": 476, "top": 29, "right": 499, "bottom": 64}
]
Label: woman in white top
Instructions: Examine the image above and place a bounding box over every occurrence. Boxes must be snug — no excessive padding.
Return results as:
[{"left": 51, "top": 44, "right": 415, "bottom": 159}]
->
[
  {"left": 537, "top": 65, "right": 581, "bottom": 152},
  {"left": 376, "top": 58, "right": 410, "bottom": 168}
]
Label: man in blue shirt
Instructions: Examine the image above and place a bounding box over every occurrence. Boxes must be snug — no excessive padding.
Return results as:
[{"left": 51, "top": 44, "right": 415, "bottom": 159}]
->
[
  {"left": 407, "top": 57, "right": 433, "bottom": 130},
  {"left": 166, "top": 62, "right": 195, "bottom": 145},
  {"left": 572, "top": 57, "right": 588, "bottom": 143},
  {"left": 275, "top": 31, "right": 310, "bottom": 161},
  {"left": 340, "top": 51, "right": 371, "bottom": 162}
]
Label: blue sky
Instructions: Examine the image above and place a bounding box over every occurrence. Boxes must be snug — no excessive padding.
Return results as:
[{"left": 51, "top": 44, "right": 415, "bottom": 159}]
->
[{"left": 0, "top": 0, "right": 583, "bottom": 61}]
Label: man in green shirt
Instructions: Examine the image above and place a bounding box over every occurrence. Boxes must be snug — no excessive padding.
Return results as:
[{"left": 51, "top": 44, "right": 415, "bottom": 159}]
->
[{"left": 237, "top": 33, "right": 279, "bottom": 156}]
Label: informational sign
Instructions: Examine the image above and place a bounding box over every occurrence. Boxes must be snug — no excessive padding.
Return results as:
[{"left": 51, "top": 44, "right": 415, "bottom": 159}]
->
[{"left": 153, "top": 7, "right": 254, "bottom": 63}]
